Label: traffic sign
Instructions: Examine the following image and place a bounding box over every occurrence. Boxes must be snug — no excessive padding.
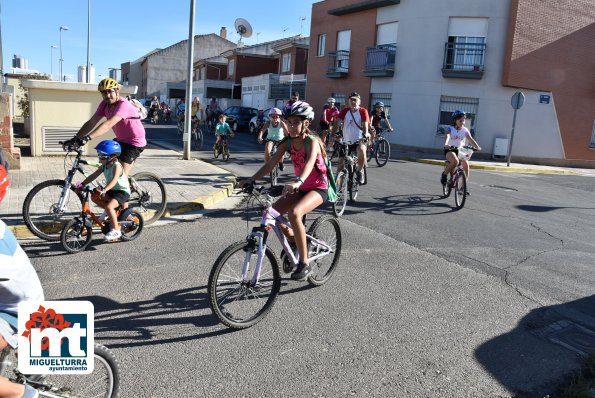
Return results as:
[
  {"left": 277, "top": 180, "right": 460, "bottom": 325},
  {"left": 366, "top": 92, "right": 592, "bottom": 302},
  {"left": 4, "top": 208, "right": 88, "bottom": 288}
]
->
[{"left": 511, "top": 91, "right": 525, "bottom": 110}]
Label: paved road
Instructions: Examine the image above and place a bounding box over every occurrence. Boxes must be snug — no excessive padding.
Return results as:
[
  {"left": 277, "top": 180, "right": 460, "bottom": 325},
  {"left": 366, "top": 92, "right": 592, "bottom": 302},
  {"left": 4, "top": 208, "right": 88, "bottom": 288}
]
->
[{"left": 24, "top": 122, "right": 594, "bottom": 397}]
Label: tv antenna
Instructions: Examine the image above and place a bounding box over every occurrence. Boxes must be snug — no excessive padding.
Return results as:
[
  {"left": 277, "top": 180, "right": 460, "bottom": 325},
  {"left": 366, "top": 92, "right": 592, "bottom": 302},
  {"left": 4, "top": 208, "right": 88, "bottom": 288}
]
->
[
  {"left": 282, "top": 27, "right": 289, "bottom": 37},
  {"left": 234, "top": 18, "right": 253, "bottom": 46},
  {"left": 300, "top": 16, "right": 307, "bottom": 36}
]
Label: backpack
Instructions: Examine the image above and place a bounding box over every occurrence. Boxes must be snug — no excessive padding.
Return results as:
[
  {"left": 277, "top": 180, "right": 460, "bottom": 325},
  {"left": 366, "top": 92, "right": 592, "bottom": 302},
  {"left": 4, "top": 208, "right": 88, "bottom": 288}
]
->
[
  {"left": 286, "top": 135, "right": 337, "bottom": 203},
  {"left": 128, "top": 98, "right": 148, "bottom": 120}
]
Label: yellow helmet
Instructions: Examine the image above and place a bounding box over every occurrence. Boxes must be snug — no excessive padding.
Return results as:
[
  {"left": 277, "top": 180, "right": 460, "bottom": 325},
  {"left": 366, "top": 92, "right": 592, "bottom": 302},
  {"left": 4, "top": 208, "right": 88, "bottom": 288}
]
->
[{"left": 98, "top": 77, "right": 120, "bottom": 92}]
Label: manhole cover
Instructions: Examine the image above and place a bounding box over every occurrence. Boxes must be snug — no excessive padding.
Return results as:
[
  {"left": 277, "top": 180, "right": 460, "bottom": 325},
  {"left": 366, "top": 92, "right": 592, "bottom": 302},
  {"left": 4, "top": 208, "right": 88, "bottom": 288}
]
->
[{"left": 482, "top": 185, "right": 518, "bottom": 192}]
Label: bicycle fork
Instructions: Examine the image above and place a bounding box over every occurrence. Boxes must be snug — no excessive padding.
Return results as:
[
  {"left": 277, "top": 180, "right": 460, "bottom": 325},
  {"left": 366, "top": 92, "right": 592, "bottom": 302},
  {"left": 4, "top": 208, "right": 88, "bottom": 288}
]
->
[{"left": 56, "top": 171, "right": 77, "bottom": 213}]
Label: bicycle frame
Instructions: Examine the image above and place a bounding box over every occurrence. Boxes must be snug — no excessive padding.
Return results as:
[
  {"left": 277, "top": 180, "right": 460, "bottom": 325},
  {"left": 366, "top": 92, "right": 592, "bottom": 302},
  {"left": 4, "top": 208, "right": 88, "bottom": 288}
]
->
[{"left": 243, "top": 194, "right": 333, "bottom": 285}]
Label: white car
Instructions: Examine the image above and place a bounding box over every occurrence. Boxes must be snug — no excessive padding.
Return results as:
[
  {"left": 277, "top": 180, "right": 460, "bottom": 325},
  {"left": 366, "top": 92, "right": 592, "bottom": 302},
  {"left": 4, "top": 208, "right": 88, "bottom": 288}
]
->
[{"left": 248, "top": 108, "right": 271, "bottom": 135}]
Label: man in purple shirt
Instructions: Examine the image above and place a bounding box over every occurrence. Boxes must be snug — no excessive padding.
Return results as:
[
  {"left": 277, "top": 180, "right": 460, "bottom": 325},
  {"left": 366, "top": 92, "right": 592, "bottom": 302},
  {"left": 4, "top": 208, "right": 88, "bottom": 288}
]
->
[{"left": 64, "top": 77, "right": 147, "bottom": 175}]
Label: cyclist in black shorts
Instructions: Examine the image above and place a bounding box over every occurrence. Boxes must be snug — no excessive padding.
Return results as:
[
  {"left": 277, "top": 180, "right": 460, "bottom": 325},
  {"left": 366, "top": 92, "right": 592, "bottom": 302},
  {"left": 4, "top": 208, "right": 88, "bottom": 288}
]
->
[{"left": 62, "top": 77, "right": 146, "bottom": 176}]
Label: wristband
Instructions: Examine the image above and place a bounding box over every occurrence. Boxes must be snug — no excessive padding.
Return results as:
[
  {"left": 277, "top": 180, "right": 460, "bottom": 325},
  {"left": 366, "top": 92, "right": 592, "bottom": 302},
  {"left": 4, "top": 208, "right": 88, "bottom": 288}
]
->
[{"left": 296, "top": 177, "right": 304, "bottom": 185}]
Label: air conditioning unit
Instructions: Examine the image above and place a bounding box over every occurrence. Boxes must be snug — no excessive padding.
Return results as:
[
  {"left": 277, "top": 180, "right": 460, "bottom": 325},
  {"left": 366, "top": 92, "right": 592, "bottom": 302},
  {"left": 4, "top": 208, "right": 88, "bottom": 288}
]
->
[
  {"left": 42, "top": 127, "right": 82, "bottom": 153},
  {"left": 493, "top": 138, "right": 509, "bottom": 159}
]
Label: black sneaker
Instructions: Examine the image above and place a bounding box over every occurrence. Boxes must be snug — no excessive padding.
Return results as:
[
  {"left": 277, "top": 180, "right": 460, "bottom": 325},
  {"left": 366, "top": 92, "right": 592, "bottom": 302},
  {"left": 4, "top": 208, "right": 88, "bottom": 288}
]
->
[
  {"left": 279, "top": 162, "right": 284, "bottom": 171},
  {"left": 440, "top": 173, "right": 447, "bottom": 185},
  {"left": 291, "top": 263, "right": 312, "bottom": 281}
]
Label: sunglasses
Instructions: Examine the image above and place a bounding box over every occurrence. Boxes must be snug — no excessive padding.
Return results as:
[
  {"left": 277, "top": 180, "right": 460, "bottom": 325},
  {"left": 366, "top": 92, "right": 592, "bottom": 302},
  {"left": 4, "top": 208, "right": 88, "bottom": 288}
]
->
[
  {"left": 98, "top": 155, "right": 109, "bottom": 160},
  {"left": 270, "top": 115, "right": 280, "bottom": 118}
]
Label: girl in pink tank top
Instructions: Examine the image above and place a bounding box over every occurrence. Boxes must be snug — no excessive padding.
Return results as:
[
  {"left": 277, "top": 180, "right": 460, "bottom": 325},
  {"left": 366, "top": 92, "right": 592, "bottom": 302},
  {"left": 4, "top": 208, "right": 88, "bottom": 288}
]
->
[{"left": 242, "top": 101, "right": 328, "bottom": 281}]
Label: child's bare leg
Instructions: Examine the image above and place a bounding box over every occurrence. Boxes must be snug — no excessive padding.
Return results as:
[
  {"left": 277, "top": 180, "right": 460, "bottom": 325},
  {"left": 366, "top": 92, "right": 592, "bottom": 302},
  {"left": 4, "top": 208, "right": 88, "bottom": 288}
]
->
[{"left": 105, "top": 198, "right": 120, "bottom": 231}]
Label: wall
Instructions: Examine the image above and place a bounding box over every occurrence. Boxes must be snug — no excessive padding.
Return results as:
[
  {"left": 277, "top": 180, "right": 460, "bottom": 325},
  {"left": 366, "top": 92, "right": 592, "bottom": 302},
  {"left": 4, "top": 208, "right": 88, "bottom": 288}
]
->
[
  {"left": 502, "top": 0, "right": 595, "bottom": 161},
  {"left": 144, "top": 34, "right": 236, "bottom": 98},
  {"left": 0, "top": 94, "right": 20, "bottom": 168},
  {"left": 373, "top": 0, "right": 565, "bottom": 159},
  {"left": 21, "top": 80, "right": 137, "bottom": 156},
  {"left": 307, "top": 0, "right": 377, "bottom": 119}
]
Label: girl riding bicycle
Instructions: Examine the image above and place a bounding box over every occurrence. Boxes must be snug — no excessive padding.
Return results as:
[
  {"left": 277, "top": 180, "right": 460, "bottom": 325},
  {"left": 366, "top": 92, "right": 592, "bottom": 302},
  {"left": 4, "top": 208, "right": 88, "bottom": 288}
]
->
[
  {"left": 441, "top": 110, "right": 482, "bottom": 189},
  {"left": 257, "top": 108, "right": 289, "bottom": 169},
  {"left": 242, "top": 101, "right": 329, "bottom": 281},
  {"left": 77, "top": 140, "right": 131, "bottom": 242}
]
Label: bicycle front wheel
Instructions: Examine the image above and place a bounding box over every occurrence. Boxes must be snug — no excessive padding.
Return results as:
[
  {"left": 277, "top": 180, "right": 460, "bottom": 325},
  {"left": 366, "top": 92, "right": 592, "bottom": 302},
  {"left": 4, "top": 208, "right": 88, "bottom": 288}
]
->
[
  {"left": 1, "top": 344, "right": 120, "bottom": 398},
  {"left": 332, "top": 171, "right": 348, "bottom": 217},
  {"left": 307, "top": 215, "right": 342, "bottom": 286},
  {"left": 454, "top": 170, "right": 467, "bottom": 210},
  {"left": 208, "top": 241, "right": 281, "bottom": 329},
  {"left": 349, "top": 168, "right": 359, "bottom": 202},
  {"left": 38, "top": 344, "right": 120, "bottom": 398},
  {"left": 129, "top": 172, "right": 167, "bottom": 225},
  {"left": 375, "top": 139, "right": 390, "bottom": 167},
  {"left": 192, "top": 128, "right": 204, "bottom": 151},
  {"left": 61, "top": 218, "right": 93, "bottom": 254},
  {"left": 269, "top": 166, "right": 278, "bottom": 187},
  {"left": 23, "top": 179, "right": 84, "bottom": 241}
]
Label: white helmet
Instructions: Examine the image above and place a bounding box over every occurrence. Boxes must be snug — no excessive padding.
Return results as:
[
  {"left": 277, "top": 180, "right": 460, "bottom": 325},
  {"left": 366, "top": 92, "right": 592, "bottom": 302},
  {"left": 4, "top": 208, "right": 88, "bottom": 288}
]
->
[
  {"left": 327, "top": 97, "right": 336, "bottom": 104},
  {"left": 268, "top": 108, "right": 282, "bottom": 116}
]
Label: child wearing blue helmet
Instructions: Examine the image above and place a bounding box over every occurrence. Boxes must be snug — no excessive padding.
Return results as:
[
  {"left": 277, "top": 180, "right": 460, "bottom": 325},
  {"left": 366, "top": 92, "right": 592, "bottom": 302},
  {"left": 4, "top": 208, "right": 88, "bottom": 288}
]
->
[{"left": 77, "top": 140, "right": 131, "bottom": 241}]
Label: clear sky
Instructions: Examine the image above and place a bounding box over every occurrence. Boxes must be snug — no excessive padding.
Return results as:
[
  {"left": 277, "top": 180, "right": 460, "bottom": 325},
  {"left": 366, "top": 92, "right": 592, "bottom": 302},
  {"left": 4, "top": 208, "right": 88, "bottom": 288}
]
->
[{"left": 1, "top": 0, "right": 318, "bottom": 82}]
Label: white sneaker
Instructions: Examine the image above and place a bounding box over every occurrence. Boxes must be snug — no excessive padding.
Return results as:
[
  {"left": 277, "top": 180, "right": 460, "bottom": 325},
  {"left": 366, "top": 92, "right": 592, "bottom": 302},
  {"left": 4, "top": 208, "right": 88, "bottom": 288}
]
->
[{"left": 104, "top": 229, "right": 122, "bottom": 242}]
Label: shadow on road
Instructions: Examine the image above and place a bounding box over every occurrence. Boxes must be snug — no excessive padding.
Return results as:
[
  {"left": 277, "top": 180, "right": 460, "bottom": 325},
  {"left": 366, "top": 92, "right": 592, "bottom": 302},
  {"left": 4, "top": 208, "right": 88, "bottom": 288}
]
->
[
  {"left": 475, "top": 295, "right": 595, "bottom": 397},
  {"left": 516, "top": 204, "right": 595, "bottom": 212}
]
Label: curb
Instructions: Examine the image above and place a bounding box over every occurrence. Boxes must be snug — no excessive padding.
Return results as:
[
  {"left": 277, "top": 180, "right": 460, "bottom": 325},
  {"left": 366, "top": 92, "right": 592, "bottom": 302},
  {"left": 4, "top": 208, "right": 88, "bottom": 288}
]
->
[
  {"left": 7, "top": 177, "right": 238, "bottom": 240},
  {"left": 402, "top": 157, "right": 580, "bottom": 175}
]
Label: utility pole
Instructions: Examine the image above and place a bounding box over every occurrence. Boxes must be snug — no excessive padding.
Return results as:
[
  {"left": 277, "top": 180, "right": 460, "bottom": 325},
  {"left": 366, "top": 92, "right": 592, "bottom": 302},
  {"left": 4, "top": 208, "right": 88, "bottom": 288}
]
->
[{"left": 183, "top": 0, "right": 196, "bottom": 160}]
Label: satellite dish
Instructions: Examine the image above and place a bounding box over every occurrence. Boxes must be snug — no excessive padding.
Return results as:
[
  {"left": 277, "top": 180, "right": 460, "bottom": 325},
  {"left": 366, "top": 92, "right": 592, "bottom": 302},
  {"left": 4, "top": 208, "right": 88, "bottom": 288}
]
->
[{"left": 234, "top": 18, "right": 253, "bottom": 39}]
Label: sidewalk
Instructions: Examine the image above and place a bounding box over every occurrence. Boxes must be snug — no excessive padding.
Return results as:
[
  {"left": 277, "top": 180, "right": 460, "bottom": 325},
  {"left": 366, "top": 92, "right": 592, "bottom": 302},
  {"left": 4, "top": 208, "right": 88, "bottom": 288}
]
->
[
  {"left": 392, "top": 148, "right": 595, "bottom": 176},
  {"left": 1, "top": 146, "right": 236, "bottom": 238}
]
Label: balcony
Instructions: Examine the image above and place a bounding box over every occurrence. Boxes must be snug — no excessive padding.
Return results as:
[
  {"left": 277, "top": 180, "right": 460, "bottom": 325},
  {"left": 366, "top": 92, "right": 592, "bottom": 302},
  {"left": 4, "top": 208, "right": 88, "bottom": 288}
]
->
[
  {"left": 363, "top": 44, "right": 396, "bottom": 77},
  {"left": 326, "top": 50, "right": 350, "bottom": 78},
  {"left": 442, "top": 42, "right": 486, "bottom": 79}
]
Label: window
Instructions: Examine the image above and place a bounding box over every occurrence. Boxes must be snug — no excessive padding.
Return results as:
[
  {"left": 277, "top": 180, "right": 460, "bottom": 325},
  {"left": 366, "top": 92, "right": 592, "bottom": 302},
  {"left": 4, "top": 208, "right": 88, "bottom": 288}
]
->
[
  {"left": 199, "top": 67, "right": 205, "bottom": 80},
  {"left": 437, "top": 96, "right": 479, "bottom": 136},
  {"left": 591, "top": 120, "right": 595, "bottom": 148},
  {"left": 282, "top": 53, "right": 291, "bottom": 73},
  {"left": 317, "top": 34, "right": 326, "bottom": 57},
  {"left": 445, "top": 36, "right": 486, "bottom": 70},
  {"left": 370, "top": 93, "right": 392, "bottom": 116},
  {"left": 228, "top": 59, "right": 235, "bottom": 77},
  {"left": 445, "top": 17, "right": 488, "bottom": 71},
  {"left": 331, "top": 93, "right": 347, "bottom": 110}
]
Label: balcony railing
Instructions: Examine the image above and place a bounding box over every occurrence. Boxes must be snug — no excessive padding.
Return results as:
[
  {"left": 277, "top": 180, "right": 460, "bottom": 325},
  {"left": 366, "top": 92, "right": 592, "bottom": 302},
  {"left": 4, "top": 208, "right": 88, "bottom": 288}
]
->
[
  {"left": 326, "top": 50, "right": 350, "bottom": 78},
  {"left": 442, "top": 42, "right": 486, "bottom": 79},
  {"left": 364, "top": 44, "right": 396, "bottom": 77}
]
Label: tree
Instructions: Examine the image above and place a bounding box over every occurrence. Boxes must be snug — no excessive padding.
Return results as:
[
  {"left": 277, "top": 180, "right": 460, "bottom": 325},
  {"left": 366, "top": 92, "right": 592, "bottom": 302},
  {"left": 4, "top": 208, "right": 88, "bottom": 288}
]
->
[{"left": 17, "top": 74, "right": 50, "bottom": 118}]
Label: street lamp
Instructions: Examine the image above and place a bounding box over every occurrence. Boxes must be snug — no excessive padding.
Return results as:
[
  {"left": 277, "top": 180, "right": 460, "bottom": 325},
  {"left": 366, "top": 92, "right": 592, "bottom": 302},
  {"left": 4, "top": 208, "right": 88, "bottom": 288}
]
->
[
  {"left": 59, "top": 26, "right": 69, "bottom": 82},
  {"left": 50, "top": 45, "right": 58, "bottom": 80}
]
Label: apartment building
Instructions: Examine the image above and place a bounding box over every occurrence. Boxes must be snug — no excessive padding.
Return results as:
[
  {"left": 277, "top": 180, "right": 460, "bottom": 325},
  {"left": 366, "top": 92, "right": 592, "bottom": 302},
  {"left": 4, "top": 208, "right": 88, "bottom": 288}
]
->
[
  {"left": 121, "top": 31, "right": 236, "bottom": 99},
  {"left": 307, "top": 0, "right": 595, "bottom": 164}
]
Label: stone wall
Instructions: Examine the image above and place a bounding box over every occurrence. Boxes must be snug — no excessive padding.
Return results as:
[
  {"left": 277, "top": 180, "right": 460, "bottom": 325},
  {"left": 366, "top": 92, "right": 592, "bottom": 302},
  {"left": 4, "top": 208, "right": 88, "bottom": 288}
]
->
[{"left": 0, "top": 93, "right": 20, "bottom": 169}]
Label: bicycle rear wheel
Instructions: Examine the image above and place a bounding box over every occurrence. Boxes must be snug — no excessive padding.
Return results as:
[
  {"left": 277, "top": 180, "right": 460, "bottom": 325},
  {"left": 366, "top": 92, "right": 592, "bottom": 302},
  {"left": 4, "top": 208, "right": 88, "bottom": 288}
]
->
[
  {"left": 454, "top": 169, "right": 467, "bottom": 210},
  {"left": 332, "top": 171, "right": 348, "bottom": 217},
  {"left": 307, "top": 215, "right": 342, "bottom": 286},
  {"left": 119, "top": 209, "right": 144, "bottom": 241},
  {"left": 129, "top": 172, "right": 167, "bottom": 225},
  {"left": 23, "top": 179, "right": 84, "bottom": 241},
  {"left": 222, "top": 143, "right": 230, "bottom": 161},
  {"left": 375, "top": 139, "right": 390, "bottom": 167},
  {"left": 61, "top": 218, "right": 93, "bottom": 254},
  {"left": 1, "top": 344, "right": 120, "bottom": 398},
  {"left": 208, "top": 240, "right": 281, "bottom": 329}
]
